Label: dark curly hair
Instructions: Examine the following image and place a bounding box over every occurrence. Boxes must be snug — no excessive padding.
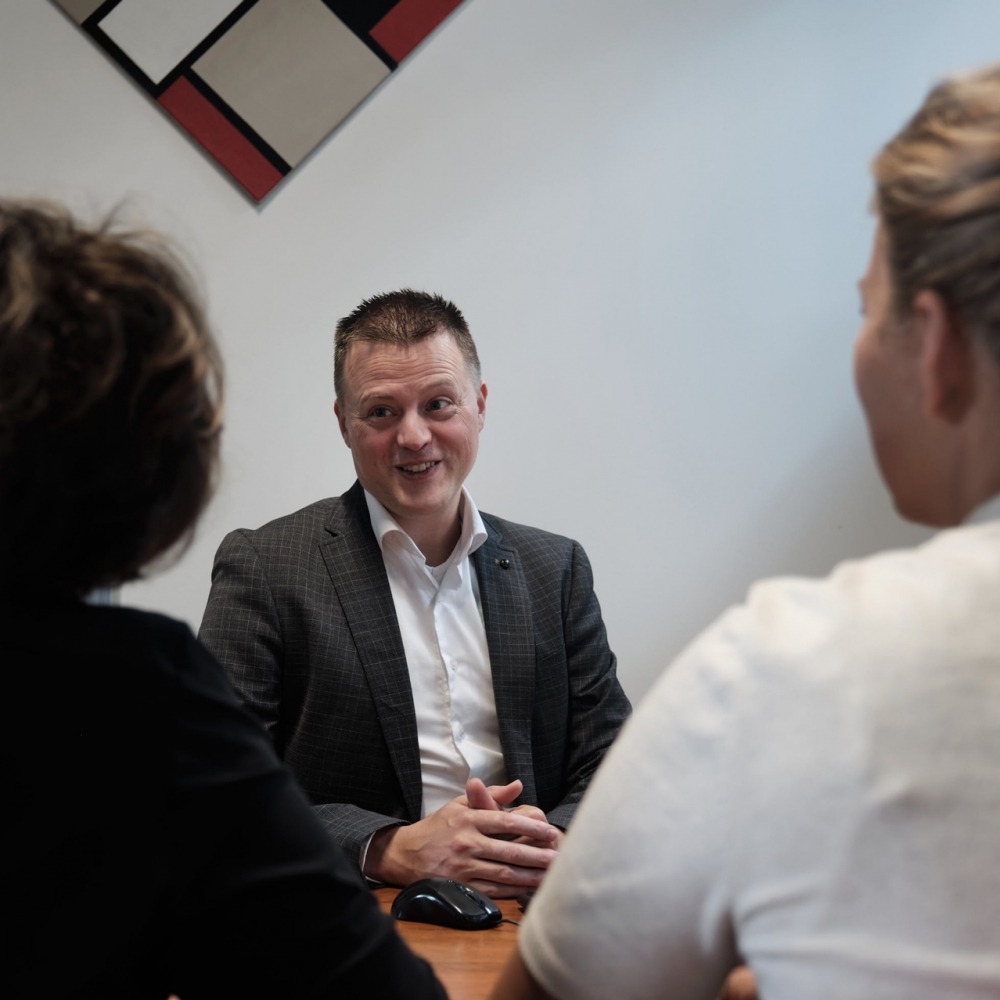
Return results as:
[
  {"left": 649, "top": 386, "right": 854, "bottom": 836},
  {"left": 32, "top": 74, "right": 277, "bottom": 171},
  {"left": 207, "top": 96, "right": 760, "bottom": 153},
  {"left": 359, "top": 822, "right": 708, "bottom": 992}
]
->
[{"left": 0, "top": 200, "right": 223, "bottom": 596}]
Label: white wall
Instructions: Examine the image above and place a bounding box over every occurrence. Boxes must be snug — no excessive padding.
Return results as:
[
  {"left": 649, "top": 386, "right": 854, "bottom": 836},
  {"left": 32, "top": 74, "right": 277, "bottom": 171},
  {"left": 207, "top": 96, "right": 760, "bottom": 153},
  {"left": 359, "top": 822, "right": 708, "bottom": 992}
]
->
[{"left": 4, "top": 1, "right": 999, "bottom": 702}]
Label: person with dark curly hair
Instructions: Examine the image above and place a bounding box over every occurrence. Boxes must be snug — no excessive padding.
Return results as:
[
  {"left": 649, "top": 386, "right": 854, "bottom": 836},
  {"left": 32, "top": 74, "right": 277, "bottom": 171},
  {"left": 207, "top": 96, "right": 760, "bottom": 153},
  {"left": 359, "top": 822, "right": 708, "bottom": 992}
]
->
[{"left": 0, "top": 200, "right": 446, "bottom": 999}]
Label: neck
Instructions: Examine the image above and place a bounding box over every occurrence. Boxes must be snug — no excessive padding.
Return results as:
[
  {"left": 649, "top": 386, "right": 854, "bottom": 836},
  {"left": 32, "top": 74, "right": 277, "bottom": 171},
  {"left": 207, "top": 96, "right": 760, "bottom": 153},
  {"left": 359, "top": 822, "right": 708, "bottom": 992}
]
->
[
  {"left": 406, "top": 516, "right": 461, "bottom": 567},
  {"left": 955, "top": 358, "right": 1000, "bottom": 521},
  {"left": 397, "top": 494, "right": 465, "bottom": 567}
]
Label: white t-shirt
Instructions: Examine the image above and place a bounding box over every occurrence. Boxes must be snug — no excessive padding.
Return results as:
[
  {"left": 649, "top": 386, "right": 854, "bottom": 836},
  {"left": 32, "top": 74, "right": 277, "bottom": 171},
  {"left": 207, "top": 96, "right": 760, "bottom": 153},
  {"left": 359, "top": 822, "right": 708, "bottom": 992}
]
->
[{"left": 519, "top": 496, "right": 1000, "bottom": 1000}]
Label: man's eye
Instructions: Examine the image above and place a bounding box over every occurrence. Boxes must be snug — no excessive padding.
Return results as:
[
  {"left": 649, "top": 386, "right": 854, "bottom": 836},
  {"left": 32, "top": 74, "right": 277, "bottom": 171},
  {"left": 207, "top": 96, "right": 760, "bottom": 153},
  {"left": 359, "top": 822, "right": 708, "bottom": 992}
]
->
[
  {"left": 427, "top": 398, "right": 451, "bottom": 412},
  {"left": 368, "top": 406, "right": 392, "bottom": 419}
]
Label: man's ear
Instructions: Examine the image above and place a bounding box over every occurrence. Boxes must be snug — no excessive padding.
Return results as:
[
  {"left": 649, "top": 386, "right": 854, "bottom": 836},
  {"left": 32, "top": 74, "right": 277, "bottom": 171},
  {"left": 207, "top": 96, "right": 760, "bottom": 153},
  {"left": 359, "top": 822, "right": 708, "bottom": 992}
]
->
[{"left": 914, "top": 289, "right": 975, "bottom": 423}]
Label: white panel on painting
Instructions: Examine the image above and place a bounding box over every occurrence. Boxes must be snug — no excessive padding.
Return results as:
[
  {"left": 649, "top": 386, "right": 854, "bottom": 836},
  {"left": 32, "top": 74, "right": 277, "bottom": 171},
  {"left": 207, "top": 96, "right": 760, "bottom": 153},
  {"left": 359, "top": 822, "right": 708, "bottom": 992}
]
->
[{"left": 99, "top": 0, "right": 243, "bottom": 84}]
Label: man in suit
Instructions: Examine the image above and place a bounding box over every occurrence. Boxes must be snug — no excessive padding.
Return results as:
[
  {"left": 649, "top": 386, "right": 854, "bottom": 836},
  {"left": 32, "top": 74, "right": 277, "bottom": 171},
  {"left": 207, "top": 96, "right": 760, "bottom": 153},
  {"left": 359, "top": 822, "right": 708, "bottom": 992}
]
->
[{"left": 200, "top": 289, "right": 631, "bottom": 898}]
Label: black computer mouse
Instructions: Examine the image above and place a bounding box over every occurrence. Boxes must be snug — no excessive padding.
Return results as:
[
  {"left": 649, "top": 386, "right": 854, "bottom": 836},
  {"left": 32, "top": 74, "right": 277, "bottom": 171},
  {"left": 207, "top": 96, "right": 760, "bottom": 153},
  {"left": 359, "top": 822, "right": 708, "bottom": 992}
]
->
[{"left": 391, "top": 877, "right": 503, "bottom": 930}]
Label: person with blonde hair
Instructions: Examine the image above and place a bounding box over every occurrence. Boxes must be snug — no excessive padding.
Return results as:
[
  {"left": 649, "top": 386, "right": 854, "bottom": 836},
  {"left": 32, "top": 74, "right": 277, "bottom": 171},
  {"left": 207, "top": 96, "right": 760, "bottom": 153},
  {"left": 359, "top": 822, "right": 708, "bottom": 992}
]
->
[
  {"left": 490, "top": 62, "right": 1000, "bottom": 1000},
  {"left": 0, "top": 200, "right": 445, "bottom": 999}
]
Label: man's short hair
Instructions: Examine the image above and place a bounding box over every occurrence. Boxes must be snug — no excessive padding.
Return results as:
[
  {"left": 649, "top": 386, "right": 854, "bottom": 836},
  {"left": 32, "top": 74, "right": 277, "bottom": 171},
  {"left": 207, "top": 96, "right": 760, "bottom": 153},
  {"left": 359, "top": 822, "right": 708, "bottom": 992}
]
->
[{"left": 334, "top": 289, "right": 480, "bottom": 401}]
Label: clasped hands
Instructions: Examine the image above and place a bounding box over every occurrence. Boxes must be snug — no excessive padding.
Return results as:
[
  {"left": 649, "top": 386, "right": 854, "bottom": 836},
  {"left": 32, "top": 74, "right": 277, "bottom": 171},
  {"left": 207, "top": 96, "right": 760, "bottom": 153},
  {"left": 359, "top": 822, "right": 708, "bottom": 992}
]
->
[{"left": 364, "top": 777, "right": 563, "bottom": 898}]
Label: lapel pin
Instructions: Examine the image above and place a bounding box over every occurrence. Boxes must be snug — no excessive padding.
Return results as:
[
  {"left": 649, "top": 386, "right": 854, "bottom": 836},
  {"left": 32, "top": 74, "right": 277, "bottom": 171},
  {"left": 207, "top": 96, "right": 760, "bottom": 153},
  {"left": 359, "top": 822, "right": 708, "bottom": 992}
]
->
[{"left": 498, "top": 558, "right": 511, "bottom": 569}]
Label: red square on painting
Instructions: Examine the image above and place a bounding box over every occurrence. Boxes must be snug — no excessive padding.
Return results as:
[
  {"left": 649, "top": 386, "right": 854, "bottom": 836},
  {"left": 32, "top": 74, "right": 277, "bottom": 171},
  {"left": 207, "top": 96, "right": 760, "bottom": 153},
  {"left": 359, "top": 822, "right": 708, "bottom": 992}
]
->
[
  {"left": 370, "top": 0, "right": 464, "bottom": 62},
  {"left": 158, "top": 77, "right": 285, "bottom": 202}
]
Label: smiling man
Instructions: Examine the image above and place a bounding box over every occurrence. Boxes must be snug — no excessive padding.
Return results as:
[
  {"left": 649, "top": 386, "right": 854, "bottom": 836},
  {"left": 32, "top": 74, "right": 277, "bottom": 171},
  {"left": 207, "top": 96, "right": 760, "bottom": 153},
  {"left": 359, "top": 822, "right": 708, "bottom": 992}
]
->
[{"left": 199, "top": 289, "right": 630, "bottom": 898}]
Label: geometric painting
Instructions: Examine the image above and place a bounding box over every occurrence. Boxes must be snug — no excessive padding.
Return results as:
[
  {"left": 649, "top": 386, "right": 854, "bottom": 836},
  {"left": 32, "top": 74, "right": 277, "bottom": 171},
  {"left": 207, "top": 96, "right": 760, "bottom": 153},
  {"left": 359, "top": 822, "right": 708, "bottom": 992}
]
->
[{"left": 52, "top": 0, "right": 467, "bottom": 204}]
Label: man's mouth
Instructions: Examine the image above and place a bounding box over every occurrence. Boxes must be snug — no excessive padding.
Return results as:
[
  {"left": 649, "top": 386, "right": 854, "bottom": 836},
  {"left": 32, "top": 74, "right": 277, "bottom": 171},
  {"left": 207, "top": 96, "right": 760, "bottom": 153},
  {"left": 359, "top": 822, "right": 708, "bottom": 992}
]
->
[{"left": 399, "top": 461, "right": 439, "bottom": 475}]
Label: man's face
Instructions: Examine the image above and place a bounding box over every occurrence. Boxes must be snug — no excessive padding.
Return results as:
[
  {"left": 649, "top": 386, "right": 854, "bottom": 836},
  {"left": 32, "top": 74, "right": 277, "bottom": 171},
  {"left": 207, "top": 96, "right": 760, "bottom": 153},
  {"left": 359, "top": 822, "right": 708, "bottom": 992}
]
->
[
  {"left": 853, "top": 224, "right": 938, "bottom": 523},
  {"left": 335, "top": 330, "right": 487, "bottom": 541}
]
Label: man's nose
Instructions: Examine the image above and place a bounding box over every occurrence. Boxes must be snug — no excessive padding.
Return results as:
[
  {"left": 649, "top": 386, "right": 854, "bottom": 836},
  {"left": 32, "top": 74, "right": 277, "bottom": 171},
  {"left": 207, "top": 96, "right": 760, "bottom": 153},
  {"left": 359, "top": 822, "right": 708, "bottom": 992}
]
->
[{"left": 396, "top": 409, "right": 431, "bottom": 450}]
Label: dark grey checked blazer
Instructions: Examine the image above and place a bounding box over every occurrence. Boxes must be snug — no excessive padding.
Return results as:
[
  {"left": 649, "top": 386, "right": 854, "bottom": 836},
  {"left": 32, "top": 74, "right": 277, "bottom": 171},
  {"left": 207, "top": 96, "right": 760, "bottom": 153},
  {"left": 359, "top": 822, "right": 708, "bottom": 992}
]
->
[{"left": 199, "top": 481, "right": 631, "bottom": 869}]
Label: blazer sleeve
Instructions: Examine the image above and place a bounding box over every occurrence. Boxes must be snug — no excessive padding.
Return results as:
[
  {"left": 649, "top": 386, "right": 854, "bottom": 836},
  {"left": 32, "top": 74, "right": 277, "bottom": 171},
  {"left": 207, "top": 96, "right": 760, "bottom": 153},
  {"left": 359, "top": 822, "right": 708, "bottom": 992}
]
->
[
  {"left": 199, "top": 528, "right": 410, "bottom": 872},
  {"left": 199, "top": 528, "right": 284, "bottom": 738},
  {"left": 545, "top": 539, "right": 632, "bottom": 830}
]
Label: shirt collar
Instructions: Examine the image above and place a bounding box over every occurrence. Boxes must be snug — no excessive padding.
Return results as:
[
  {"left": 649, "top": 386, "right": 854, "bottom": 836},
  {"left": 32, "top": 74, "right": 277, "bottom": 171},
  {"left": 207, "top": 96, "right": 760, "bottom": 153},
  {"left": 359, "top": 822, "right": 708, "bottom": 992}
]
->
[{"left": 364, "top": 488, "right": 488, "bottom": 565}]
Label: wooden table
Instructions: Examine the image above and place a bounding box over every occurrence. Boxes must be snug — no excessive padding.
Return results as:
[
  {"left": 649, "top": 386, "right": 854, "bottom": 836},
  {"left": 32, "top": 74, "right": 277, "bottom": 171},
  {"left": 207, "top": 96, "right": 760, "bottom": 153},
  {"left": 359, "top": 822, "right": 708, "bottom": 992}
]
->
[{"left": 375, "top": 887, "right": 523, "bottom": 1000}]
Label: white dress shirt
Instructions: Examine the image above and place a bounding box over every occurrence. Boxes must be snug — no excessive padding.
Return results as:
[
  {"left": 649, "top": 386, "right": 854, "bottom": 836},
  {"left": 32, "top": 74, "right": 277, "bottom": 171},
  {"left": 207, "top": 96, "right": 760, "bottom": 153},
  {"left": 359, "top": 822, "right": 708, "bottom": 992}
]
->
[{"left": 365, "top": 488, "right": 508, "bottom": 816}]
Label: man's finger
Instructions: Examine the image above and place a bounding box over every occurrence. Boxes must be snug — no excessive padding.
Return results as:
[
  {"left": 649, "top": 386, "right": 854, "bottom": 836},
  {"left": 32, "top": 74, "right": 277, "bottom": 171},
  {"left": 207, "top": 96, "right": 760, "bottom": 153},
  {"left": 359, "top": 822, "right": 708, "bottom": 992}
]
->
[
  {"left": 484, "top": 778, "right": 525, "bottom": 808},
  {"left": 475, "top": 809, "right": 561, "bottom": 847},
  {"left": 465, "top": 777, "right": 500, "bottom": 811}
]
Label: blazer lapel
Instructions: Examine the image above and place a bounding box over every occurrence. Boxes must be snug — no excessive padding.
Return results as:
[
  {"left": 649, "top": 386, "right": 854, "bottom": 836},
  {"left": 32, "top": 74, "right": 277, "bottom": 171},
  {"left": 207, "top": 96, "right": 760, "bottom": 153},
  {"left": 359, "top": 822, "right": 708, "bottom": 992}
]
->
[
  {"left": 471, "top": 523, "right": 538, "bottom": 802},
  {"left": 318, "top": 483, "right": 423, "bottom": 821}
]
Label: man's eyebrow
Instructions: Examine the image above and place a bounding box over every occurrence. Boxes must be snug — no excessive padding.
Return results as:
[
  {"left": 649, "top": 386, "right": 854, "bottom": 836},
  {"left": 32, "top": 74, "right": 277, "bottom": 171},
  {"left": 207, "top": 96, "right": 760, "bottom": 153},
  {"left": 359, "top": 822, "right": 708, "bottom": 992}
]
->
[
  {"left": 355, "top": 390, "right": 393, "bottom": 408},
  {"left": 356, "top": 379, "right": 462, "bottom": 407},
  {"left": 426, "top": 380, "right": 464, "bottom": 396}
]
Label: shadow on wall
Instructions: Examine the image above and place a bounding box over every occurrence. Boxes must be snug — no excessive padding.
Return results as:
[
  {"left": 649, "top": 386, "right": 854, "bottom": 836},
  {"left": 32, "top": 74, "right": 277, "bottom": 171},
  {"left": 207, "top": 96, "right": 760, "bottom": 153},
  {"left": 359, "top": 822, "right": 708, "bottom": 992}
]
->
[
  {"left": 622, "top": 420, "right": 932, "bottom": 702},
  {"left": 746, "top": 420, "right": 932, "bottom": 580}
]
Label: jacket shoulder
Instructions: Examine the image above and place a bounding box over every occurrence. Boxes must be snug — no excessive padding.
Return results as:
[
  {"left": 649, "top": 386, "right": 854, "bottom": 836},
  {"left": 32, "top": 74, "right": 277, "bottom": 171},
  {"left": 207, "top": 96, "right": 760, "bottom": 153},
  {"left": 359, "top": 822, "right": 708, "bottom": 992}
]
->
[
  {"left": 479, "top": 511, "right": 578, "bottom": 555},
  {"left": 246, "top": 497, "right": 340, "bottom": 537}
]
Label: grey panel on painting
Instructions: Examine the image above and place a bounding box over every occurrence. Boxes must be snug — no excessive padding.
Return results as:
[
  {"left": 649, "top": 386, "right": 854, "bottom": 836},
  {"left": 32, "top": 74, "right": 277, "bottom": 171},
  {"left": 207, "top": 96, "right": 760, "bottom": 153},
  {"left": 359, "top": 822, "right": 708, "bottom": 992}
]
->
[
  {"left": 194, "top": 0, "right": 390, "bottom": 167},
  {"left": 98, "top": 0, "right": 243, "bottom": 84}
]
